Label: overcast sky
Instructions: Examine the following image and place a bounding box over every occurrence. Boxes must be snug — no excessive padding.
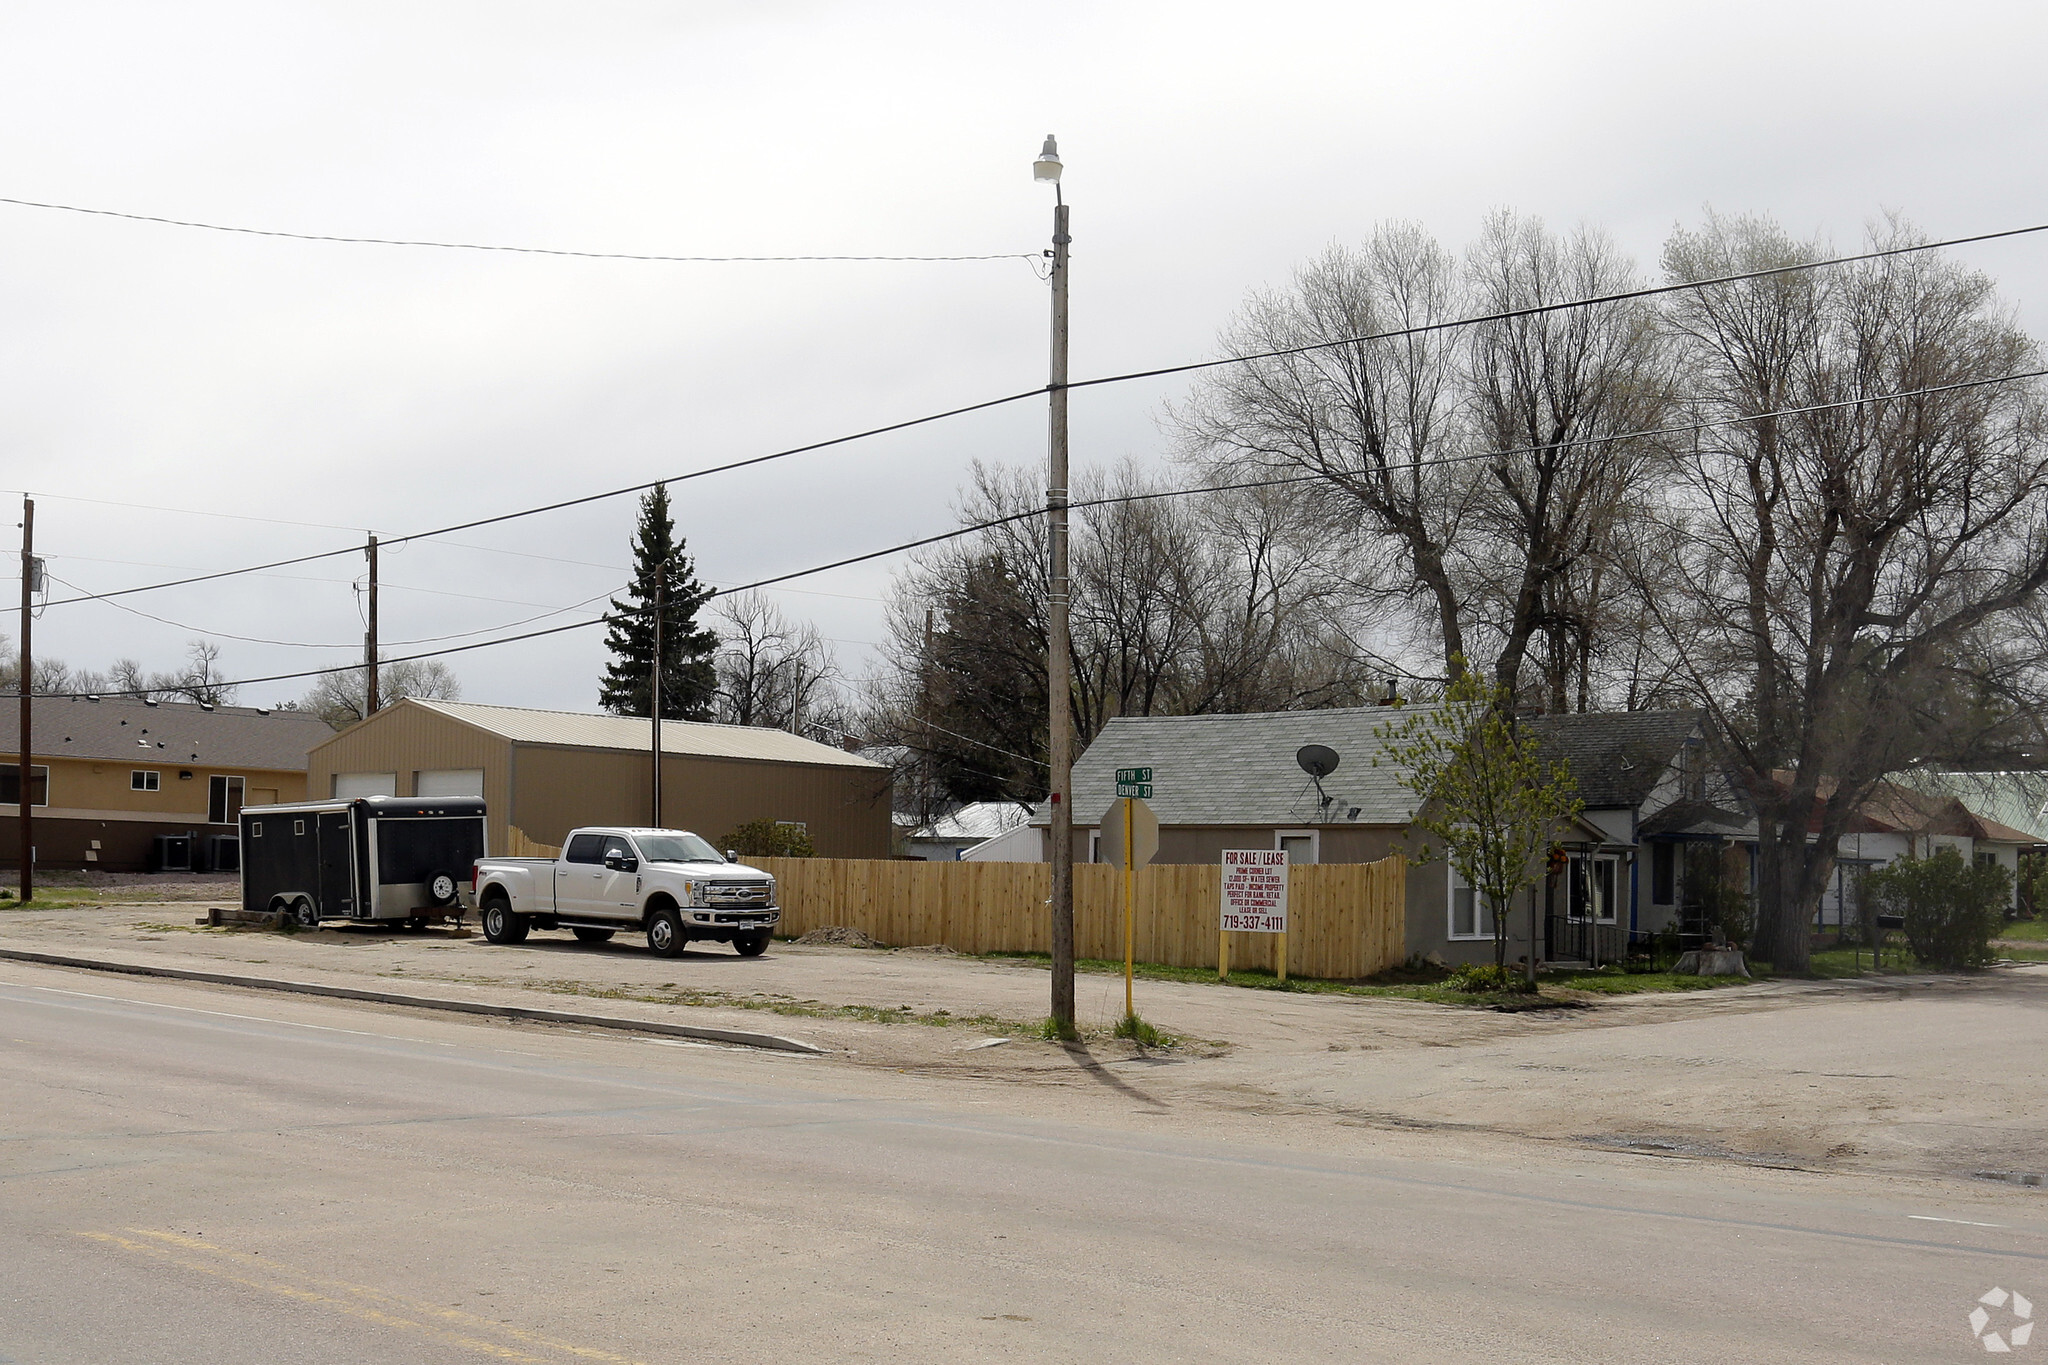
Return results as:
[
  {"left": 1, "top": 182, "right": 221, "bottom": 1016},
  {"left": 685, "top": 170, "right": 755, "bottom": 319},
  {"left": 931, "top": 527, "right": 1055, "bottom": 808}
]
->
[{"left": 3, "top": 1, "right": 2045, "bottom": 718}]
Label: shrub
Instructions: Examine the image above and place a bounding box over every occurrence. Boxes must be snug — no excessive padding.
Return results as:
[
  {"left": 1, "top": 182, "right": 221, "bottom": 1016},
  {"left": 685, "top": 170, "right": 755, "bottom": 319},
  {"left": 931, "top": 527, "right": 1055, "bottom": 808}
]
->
[
  {"left": 1864, "top": 847, "right": 2010, "bottom": 970},
  {"left": 720, "top": 818, "right": 816, "bottom": 859},
  {"left": 1447, "top": 962, "right": 1535, "bottom": 994}
]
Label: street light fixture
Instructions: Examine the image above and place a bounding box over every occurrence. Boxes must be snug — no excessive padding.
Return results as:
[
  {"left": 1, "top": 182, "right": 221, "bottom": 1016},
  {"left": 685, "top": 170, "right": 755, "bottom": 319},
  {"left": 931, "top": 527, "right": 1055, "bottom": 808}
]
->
[{"left": 1038, "top": 133, "right": 1075, "bottom": 1035}]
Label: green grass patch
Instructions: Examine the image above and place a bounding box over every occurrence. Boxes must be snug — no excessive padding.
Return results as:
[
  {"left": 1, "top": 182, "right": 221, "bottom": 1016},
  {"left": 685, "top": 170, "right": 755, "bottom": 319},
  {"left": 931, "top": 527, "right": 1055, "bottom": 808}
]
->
[
  {"left": 972, "top": 949, "right": 1755, "bottom": 1008},
  {"left": 1997, "top": 918, "right": 2048, "bottom": 941},
  {"left": 1112, "top": 1012, "right": 1171, "bottom": 1046}
]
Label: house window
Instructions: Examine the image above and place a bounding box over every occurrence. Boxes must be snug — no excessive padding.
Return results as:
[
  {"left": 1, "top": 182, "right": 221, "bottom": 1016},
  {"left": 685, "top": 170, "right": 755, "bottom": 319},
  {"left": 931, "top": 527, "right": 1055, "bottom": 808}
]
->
[
  {"left": 208, "top": 775, "right": 245, "bottom": 825},
  {"left": 1276, "top": 830, "right": 1318, "bottom": 864},
  {"left": 0, "top": 765, "right": 49, "bottom": 807},
  {"left": 132, "top": 770, "right": 162, "bottom": 792},
  {"left": 1088, "top": 831, "right": 1101, "bottom": 863},
  {"left": 1448, "top": 866, "right": 1494, "bottom": 939}
]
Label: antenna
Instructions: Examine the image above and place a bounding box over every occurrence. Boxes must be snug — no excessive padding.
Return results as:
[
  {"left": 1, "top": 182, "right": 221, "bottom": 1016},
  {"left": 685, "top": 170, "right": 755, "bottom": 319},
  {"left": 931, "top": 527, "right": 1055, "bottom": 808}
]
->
[{"left": 1296, "top": 744, "right": 1341, "bottom": 819}]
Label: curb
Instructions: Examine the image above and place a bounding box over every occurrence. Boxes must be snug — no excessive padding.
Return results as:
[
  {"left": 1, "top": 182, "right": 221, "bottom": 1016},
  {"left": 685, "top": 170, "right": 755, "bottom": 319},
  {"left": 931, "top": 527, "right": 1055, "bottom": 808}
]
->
[{"left": 0, "top": 947, "right": 827, "bottom": 1055}]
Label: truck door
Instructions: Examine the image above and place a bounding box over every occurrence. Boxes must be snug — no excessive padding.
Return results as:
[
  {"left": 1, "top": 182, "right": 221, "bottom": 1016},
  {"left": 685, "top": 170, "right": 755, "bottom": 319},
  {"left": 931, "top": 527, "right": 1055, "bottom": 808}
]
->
[
  {"left": 557, "top": 832, "right": 608, "bottom": 917},
  {"left": 593, "top": 836, "right": 641, "bottom": 920},
  {"left": 316, "top": 811, "right": 357, "bottom": 917}
]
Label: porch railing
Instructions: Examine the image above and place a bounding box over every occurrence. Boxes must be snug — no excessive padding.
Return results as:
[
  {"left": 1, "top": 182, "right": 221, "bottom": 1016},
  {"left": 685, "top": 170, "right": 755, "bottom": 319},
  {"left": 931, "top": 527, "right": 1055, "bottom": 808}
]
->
[{"left": 1545, "top": 916, "right": 1628, "bottom": 966}]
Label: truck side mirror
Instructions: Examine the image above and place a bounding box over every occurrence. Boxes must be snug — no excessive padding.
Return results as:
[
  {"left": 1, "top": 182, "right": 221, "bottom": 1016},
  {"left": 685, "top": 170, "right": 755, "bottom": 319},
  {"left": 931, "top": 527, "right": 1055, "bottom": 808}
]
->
[
  {"left": 603, "top": 851, "right": 638, "bottom": 872},
  {"left": 726, "top": 849, "right": 739, "bottom": 863}
]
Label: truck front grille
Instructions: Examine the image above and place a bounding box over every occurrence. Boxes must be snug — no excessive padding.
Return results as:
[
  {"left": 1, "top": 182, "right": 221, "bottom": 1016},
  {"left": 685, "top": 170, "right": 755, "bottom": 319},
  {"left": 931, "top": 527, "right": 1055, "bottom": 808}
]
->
[{"left": 705, "top": 881, "right": 772, "bottom": 907}]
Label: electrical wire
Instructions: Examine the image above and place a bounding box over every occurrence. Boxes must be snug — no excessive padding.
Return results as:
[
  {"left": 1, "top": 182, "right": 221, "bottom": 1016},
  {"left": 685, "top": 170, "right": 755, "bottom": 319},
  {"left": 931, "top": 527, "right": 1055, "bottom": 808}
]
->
[
  {"left": 30, "top": 217, "right": 2048, "bottom": 614},
  {"left": 0, "top": 194, "right": 1036, "bottom": 263},
  {"left": 48, "top": 363, "right": 2048, "bottom": 701},
  {"left": 47, "top": 569, "right": 628, "bottom": 649}
]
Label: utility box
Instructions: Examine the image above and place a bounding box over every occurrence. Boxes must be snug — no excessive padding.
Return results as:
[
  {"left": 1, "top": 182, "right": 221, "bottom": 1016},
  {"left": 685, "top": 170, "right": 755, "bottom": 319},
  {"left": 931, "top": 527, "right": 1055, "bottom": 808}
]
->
[
  {"left": 205, "top": 833, "right": 240, "bottom": 874},
  {"left": 150, "top": 833, "right": 192, "bottom": 873},
  {"left": 240, "top": 796, "right": 486, "bottom": 925}
]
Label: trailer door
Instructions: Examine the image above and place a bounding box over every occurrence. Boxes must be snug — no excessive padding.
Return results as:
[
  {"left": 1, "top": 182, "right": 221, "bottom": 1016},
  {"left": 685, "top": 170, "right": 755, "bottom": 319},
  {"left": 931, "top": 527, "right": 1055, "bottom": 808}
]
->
[{"left": 317, "top": 811, "right": 357, "bottom": 917}]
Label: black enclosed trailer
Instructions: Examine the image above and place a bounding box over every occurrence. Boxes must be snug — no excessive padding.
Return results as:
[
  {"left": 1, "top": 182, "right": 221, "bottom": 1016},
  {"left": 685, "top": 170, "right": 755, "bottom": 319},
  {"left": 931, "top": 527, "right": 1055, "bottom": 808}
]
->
[{"left": 239, "top": 796, "right": 487, "bottom": 926}]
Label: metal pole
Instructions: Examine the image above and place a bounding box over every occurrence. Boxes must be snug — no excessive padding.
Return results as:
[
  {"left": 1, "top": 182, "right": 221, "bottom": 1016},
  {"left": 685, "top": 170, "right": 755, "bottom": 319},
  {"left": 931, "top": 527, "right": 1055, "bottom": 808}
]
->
[
  {"left": 1047, "top": 192, "right": 1075, "bottom": 1034},
  {"left": 651, "top": 574, "right": 664, "bottom": 827},
  {"left": 1123, "top": 797, "right": 1134, "bottom": 1020},
  {"left": 17, "top": 496, "right": 32, "bottom": 903},
  {"left": 365, "top": 534, "right": 380, "bottom": 717}
]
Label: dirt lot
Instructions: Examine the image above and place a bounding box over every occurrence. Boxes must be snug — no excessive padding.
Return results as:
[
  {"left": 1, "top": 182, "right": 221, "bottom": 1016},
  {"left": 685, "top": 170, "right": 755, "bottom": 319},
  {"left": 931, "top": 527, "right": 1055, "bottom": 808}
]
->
[{"left": 3, "top": 902, "right": 2040, "bottom": 1187}]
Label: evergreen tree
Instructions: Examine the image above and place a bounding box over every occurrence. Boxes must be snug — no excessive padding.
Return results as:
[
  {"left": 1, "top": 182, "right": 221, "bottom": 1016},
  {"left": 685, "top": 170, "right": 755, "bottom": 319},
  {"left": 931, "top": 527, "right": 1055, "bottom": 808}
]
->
[{"left": 599, "top": 484, "right": 719, "bottom": 720}]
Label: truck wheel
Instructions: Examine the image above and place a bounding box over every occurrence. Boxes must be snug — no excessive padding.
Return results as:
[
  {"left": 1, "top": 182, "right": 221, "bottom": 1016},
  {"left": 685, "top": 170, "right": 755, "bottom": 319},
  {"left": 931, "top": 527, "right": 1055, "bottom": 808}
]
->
[
  {"left": 481, "top": 900, "right": 528, "bottom": 944},
  {"left": 733, "top": 931, "right": 771, "bottom": 958},
  {"left": 645, "top": 907, "right": 688, "bottom": 957},
  {"left": 572, "top": 926, "right": 615, "bottom": 944}
]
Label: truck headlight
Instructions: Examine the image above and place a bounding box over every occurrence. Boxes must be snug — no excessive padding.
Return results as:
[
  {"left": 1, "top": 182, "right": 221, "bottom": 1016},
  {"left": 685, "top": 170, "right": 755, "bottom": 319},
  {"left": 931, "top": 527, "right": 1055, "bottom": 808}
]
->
[{"left": 685, "top": 881, "right": 709, "bottom": 908}]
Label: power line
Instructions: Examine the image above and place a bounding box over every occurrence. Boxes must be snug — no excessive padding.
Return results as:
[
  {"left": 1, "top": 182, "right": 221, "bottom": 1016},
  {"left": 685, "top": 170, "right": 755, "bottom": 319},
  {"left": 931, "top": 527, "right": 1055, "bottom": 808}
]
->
[
  {"left": 0, "top": 194, "right": 1036, "bottom": 264},
  {"left": 38, "top": 384, "right": 1045, "bottom": 609},
  {"left": 35, "top": 215, "right": 2048, "bottom": 614},
  {"left": 50, "top": 364, "right": 2047, "bottom": 701}
]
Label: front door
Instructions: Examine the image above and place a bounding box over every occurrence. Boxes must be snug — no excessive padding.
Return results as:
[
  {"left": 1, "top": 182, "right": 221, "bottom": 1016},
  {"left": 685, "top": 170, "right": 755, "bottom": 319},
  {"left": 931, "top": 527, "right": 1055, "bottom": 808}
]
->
[
  {"left": 591, "top": 835, "right": 641, "bottom": 920},
  {"left": 316, "top": 811, "right": 357, "bottom": 918}
]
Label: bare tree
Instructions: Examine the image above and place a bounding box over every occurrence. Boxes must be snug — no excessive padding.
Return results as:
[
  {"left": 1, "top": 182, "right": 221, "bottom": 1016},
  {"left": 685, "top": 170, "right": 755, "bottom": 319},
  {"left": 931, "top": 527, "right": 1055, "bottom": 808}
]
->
[
  {"left": 714, "top": 591, "right": 844, "bottom": 734},
  {"left": 1176, "top": 223, "right": 1476, "bottom": 678},
  {"left": 1650, "top": 212, "right": 2048, "bottom": 969},
  {"left": 302, "top": 658, "right": 459, "bottom": 728},
  {"left": 1461, "top": 212, "right": 1675, "bottom": 705}
]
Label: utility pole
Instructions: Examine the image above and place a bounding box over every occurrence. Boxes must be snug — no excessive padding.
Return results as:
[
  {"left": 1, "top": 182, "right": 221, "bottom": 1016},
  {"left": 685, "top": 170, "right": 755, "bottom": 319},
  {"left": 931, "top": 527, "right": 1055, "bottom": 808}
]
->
[
  {"left": 17, "top": 496, "right": 33, "bottom": 904},
  {"left": 364, "top": 534, "right": 380, "bottom": 717},
  {"left": 1035, "top": 134, "right": 1076, "bottom": 1034},
  {"left": 650, "top": 574, "right": 664, "bottom": 827}
]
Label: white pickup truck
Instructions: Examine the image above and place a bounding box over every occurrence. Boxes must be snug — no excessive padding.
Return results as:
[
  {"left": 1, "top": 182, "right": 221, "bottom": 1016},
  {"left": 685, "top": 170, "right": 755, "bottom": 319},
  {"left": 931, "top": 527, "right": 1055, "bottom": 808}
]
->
[{"left": 472, "top": 827, "right": 779, "bottom": 957}]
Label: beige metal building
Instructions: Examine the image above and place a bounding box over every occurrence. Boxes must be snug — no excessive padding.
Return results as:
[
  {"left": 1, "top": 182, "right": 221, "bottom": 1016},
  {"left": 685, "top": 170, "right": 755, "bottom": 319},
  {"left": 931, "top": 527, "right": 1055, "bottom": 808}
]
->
[{"left": 307, "top": 699, "right": 892, "bottom": 858}]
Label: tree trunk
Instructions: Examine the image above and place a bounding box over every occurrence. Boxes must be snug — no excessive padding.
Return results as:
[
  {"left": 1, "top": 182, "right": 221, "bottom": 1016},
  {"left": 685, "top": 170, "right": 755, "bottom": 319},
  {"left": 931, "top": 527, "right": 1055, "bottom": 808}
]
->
[{"left": 1752, "top": 818, "right": 1814, "bottom": 972}]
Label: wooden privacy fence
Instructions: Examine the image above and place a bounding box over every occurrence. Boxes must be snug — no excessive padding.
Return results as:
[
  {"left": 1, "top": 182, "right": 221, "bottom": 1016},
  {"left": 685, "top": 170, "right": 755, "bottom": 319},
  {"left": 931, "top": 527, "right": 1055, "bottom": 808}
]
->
[{"left": 753, "top": 854, "right": 1408, "bottom": 980}]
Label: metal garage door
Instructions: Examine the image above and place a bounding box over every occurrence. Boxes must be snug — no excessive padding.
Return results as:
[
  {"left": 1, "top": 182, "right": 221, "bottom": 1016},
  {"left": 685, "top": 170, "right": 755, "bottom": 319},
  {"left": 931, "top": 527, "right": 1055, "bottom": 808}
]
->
[
  {"left": 333, "top": 772, "right": 397, "bottom": 798},
  {"left": 416, "top": 769, "right": 485, "bottom": 798}
]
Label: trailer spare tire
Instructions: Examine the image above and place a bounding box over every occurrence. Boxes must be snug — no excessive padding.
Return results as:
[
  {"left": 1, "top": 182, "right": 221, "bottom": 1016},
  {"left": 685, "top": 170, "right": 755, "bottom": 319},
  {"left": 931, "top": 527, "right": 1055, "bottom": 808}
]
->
[
  {"left": 481, "top": 898, "right": 527, "bottom": 944},
  {"left": 425, "top": 871, "right": 460, "bottom": 907}
]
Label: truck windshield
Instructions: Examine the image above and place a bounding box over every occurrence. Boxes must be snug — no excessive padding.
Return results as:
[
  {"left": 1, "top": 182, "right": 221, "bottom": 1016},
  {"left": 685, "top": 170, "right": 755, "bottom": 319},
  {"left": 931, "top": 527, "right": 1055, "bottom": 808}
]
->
[{"left": 633, "top": 832, "right": 726, "bottom": 864}]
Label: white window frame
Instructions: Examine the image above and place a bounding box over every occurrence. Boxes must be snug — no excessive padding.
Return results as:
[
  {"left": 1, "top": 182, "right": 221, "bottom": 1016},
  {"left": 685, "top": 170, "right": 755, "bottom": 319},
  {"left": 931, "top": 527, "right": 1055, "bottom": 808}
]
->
[
  {"left": 1567, "top": 852, "right": 1622, "bottom": 925},
  {"left": 1087, "top": 830, "right": 1102, "bottom": 863},
  {"left": 1446, "top": 863, "right": 1495, "bottom": 940},
  {"left": 1274, "top": 829, "right": 1319, "bottom": 865},
  {"left": 131, "top": 769, "right": 161, "bottom": 792}
]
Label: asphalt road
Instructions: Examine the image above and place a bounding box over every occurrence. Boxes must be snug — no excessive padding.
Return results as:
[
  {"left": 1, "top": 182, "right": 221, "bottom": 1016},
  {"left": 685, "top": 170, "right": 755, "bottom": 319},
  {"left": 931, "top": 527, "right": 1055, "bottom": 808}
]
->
[{"left": 3, "top": 961, "right": 2042, "bottom": 1364}]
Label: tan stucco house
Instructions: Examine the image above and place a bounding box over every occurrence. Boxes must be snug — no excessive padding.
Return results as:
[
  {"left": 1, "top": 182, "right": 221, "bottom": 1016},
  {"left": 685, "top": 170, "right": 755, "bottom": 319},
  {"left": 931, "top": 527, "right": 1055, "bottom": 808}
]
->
[{"left": 0, "top": 696, "right": 333, "bottom": 872}]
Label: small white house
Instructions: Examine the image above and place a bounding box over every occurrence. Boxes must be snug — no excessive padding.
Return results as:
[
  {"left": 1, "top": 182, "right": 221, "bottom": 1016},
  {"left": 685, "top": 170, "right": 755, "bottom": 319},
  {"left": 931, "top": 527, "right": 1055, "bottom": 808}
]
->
[{"left": 901, "top": 802, "right": 1034, "bottom": 861}]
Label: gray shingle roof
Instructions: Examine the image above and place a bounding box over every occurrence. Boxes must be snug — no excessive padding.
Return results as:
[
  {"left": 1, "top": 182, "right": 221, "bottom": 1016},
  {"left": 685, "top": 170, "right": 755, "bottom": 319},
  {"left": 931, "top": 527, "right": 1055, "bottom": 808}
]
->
[
  {"left": 9, "top": 695, "right": 335, "bottom": 770},
  {"left": 1035, "top": 705, "right": 1704, "bottom": 828},
  {"left": 1526, "top": 710, "right": 1702, "bottom": 809},
  {"left": 1047, "top": 706, "right": 1457, "bottom": 828}
]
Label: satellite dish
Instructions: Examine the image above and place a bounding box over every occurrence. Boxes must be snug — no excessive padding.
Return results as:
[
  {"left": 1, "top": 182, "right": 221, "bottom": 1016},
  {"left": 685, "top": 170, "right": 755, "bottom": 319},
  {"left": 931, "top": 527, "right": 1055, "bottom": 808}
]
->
[{"left": 1296, "top": 744, "right": 1340, "bottom": 779}]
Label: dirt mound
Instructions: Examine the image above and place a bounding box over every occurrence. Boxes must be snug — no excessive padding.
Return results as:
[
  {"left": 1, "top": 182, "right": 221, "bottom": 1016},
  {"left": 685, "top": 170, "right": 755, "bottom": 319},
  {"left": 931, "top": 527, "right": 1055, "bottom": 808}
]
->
[
  {"left": 896, "top": 943, "right": 959, "bottom": 956},
  {"left": 794, "top": 926, "right": 886, "bottom": 949}
]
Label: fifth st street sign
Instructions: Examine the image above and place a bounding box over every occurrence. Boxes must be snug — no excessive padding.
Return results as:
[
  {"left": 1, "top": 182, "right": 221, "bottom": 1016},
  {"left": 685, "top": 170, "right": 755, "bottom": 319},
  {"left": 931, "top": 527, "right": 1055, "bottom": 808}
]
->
[{"left": 1115, "top": 766, "right": 1153, "bottom": 798}]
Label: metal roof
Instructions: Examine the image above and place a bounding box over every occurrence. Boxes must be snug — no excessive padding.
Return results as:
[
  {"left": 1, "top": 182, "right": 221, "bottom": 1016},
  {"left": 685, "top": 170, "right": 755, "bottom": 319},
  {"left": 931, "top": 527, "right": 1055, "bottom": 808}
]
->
[
  {"left": 8, "top": 695, "right": 334, "bottom": 770},
  {"left": 404, "top": 699, "right": 886, "bottom": 770}
]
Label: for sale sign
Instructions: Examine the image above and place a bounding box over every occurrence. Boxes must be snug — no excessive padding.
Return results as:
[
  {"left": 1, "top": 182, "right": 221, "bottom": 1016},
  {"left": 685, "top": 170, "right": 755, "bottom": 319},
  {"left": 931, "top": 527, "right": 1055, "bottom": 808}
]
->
[{"left": 1220, "top": 849, "right": 1289, "bottom": 933}]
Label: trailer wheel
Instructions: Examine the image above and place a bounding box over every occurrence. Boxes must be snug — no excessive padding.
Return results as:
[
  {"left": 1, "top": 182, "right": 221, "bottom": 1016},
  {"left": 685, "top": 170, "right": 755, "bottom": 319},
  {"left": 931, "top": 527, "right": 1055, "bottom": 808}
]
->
[
  {"left": 481, "top": 899, "right": 527, "bottom": 945},
  {"left": 645, "top": 907, "right": 687, "bottom": 958},
  {"left": 571, "top": 926, "right": 615, "bottom": 944},
  {"left": 292, "top": 898, "right": 319, "bottom": 929},
  {"left": 733, "top": 931, "right": 771, "bottom": 958}
]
